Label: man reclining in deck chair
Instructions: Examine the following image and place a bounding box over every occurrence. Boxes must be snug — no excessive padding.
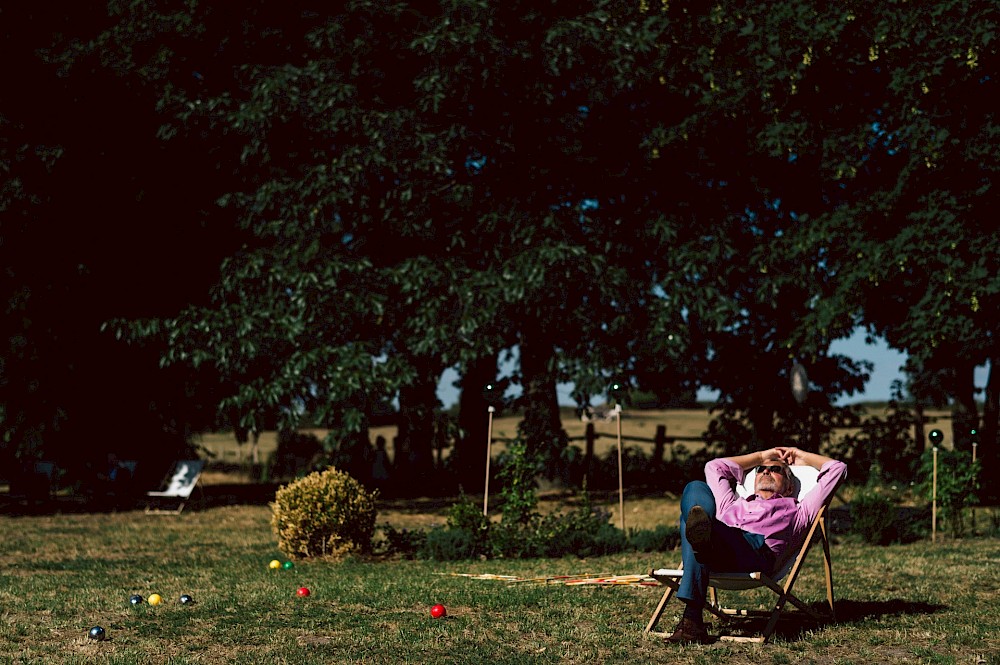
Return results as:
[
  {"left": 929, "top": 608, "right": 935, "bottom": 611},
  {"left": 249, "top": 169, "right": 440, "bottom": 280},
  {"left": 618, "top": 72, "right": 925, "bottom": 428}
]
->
[{"left": 666, "top": 446, "right": 847, "bottom": 644}]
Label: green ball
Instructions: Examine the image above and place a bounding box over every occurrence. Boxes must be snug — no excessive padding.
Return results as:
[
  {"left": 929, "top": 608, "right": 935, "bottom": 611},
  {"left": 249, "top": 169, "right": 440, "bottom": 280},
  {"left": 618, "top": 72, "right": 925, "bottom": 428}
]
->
[{"left": 282, "top": 561, "right": 294, "bottom": 570}]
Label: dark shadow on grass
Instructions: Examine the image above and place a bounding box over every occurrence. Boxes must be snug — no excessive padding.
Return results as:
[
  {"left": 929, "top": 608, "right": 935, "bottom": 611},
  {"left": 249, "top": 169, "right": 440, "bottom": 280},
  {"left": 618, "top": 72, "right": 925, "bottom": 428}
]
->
[
  {"left": 710, "top": 598, "right": 947, "bottom": 643},
  {"left": 834, "top": 598, "right": 947, "bottom": 624},
  {"left": 0, "top": 482, "right": 282, "bottom": 515}
]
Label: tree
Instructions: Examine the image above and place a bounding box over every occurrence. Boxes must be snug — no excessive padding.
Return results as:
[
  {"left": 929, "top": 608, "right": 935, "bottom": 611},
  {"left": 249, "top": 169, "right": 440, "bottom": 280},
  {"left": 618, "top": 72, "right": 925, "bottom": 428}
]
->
[
  {"left": 619, "top": 0, "right": 880, "bottom": 451},
  {"left": 1, "top": 3, "right": 232, "bottom": 488},
  {"left": 90, "top": 1, "right": 699, "bottom": 488},
  {"left": 794, "top": 1, "right": 1000, "bottom": 474},
  {"left": 68, "top": 0, "right": 997, "bottom": 498}
]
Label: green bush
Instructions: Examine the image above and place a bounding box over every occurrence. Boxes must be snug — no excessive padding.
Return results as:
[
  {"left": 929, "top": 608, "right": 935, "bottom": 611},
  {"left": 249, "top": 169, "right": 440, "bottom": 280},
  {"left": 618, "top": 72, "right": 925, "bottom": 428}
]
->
[
  {"left": 628, "top": 525, "right": 681, "bottom": 553},
  {"left": 395, "top": 447, "right": 684, "bottom": 561},
  {"left": 422, "top": 525, "right": 481, "bottom": 561},
  {"left": 916, "top": 448, "right": 980, "bottom": 538},
  {"left": 496, "top": 442, "right": 541, "bottom": 526},
  {"left": 532, "top": 497, "right": 613, "bottom": 558},
  {"left": 850, "top": 489, "right": 898, "bottom": 545},
  {"left": 379, "top": 524, "right": 427, "bottom": 559},
  {"left": 587, "top": 522, "right": 630, "bottom": 557},
  {"left": 443, "top": 493, "right": 493, "bottom": 558},
  {"left": 271, "top": 466, "right": 378, "bottom": 559},
  {"left": 415, "top": 490, "right": 649, "bottom": 561}
]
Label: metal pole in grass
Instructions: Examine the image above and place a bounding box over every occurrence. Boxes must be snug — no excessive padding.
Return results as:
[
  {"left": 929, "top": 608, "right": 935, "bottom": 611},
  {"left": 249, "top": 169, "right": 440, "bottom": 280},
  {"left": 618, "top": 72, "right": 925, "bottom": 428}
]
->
[
  {"left": 971, "top": 429, "right": 978, "bottom": 534},
  {"left": 483, "top": 406, "right": 495, "bottom": 517},
  {"left": 928, "top": 429, "right": 943, "bottom": 543},
  {"left": 615, "top": 404, "right": 625, "bottom": 532},
  {"left": 932, "top": 446, "right": 938, "bottom": 543}
]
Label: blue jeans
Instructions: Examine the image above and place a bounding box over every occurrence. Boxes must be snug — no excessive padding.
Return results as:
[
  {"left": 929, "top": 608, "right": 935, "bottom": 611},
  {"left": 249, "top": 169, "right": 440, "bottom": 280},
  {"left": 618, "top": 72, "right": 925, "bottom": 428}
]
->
[{"left": 677, "top": 481, "right": 775, "bottom": 609}]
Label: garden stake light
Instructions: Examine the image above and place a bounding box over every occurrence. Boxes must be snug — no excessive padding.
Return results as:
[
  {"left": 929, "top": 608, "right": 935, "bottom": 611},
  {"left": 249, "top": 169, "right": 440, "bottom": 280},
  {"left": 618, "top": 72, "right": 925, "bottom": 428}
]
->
[
  {"left": 928, "top": 428, "right": 943, "bottom": 543},
  {"left": 615, "top": 404, "right": 624, "bottom": 532},
  {"left": 483, "top": 406, "right": 495, "bottom": 517},
  {"left": 932, "top": 445, "right": 938, "bottom": 543}
]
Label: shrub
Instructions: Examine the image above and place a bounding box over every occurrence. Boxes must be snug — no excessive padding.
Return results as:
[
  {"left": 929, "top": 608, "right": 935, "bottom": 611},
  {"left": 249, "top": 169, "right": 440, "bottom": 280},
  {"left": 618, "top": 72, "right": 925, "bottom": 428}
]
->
[
  {"left": 916, "top": 448, "right": 981, "bottom": 538},
  {"left": 595, "top": 522, "right": 633, "bottom": 555},
  {"left": 850, "top": 489, "right": 898, "bottom": 545},
  {"left": 629, "top": 525, "right": 681, "bottom": 553},
  {"left": 271, "top": 467, "right": 378, "bottom": 559},
  {"left": 422, "top": 525, "right": 481, "bottom": 561},
  {"left": 379, "top": 524, "right": 427, "bottom": 559},
  {"left": 440, "top": 493, "right": 492, "bottom": 559},
  {"left": 496, "top": 442, "right": 541, "bottom": 526},
  {"left": 532, "top": 496, "right": 613, "bottom": 558}
]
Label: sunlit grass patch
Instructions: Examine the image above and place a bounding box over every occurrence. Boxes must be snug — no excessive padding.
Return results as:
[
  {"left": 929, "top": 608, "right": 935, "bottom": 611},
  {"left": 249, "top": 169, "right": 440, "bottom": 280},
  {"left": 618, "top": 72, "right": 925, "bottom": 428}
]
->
[{"left": 0, "top": 502, "right": 997, "bottom": 664}]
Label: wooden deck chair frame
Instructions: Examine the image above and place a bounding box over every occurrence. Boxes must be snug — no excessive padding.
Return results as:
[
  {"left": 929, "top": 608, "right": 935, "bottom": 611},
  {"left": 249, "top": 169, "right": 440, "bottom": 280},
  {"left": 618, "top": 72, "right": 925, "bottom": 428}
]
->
[
  {"left": 145, "top": 460, "right": 205, "bottom": 515},
  {"left": 645, "top": 465, "right": 838, "bottom": 644}
]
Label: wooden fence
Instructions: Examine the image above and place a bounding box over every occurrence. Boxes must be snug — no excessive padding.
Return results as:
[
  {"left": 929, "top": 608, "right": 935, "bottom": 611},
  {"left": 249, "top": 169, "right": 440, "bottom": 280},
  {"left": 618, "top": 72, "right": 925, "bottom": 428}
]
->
[{"left": 495, "top": 422, "right": 706, "bottom": 470}]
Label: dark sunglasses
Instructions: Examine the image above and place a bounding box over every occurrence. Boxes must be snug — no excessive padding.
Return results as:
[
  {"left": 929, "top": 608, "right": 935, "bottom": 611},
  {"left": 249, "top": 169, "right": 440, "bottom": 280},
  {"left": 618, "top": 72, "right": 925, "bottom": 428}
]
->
[{"left": 755, "top": 465, "right": 787, "bottom": 476}]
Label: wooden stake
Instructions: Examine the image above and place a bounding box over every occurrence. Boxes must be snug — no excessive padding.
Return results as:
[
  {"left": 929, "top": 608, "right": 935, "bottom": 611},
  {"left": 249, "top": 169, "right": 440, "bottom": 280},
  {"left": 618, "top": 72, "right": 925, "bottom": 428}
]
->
[
  {"left": 931, "top": 446, "right": 938, "bottom": 543},
  {"left": 483, "top": 406, "right": 495, "bottom": 517},
  {"left": 972, "top": 442, "right": 978, "bottom": 534},
  {"left": 615, "top": 404, "right": 625, "bottom": 532}
]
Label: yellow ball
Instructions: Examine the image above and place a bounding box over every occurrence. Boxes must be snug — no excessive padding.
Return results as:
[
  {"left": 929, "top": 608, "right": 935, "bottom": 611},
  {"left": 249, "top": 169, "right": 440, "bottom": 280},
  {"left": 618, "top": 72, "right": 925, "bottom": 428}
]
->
[
  {"left": 148, "top": 594, "right": 162, "bottom": 606},
  {"left": 269, "top": 559, "right": 281, "bottom": 569}
]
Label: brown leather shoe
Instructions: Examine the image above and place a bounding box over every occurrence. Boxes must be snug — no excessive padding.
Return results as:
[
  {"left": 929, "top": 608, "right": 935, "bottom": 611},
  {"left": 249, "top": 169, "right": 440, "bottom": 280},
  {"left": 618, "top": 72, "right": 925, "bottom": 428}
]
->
[
  {"left": 665, "top": 617, "right": 710, "bottom": 644},
  {"left": 686, "top": 506, "right": 712, "bottom": 553}
]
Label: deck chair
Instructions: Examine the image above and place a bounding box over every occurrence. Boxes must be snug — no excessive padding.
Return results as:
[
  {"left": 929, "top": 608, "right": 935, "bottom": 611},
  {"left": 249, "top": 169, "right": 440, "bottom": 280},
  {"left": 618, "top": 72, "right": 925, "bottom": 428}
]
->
[
  {"left": 145, "top": 460, "right": 205, "bottom": 514},
  {"left": 645, "top": 465, "right": 840, "bottom": 643}
]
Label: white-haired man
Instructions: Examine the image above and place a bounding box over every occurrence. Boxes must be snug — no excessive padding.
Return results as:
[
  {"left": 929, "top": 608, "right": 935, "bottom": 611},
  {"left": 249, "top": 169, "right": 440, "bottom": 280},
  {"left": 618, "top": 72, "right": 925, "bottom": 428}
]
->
[{"left": 667, "top": 446, "right": 847, "bottom": 644}]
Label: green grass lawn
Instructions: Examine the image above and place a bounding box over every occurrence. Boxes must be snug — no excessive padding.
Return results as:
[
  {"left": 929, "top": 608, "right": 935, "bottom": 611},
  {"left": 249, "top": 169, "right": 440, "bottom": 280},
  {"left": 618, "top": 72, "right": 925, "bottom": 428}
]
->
[{"left": 1, "top": 503, "right": 997, "bottom": 664}]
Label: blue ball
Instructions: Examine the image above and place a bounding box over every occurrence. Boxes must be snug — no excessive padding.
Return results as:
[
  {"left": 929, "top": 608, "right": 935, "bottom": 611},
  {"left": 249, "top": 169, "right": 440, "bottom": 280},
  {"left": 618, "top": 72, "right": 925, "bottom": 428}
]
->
[
  {"left": 129, "top": 594, "right": 144, "bottom": 606},
  {"left": 88, "top": 626, "right": 106, "bottom": 641},
  {"left": 179, "top": 594, "right": 194, "bottom": 605}
]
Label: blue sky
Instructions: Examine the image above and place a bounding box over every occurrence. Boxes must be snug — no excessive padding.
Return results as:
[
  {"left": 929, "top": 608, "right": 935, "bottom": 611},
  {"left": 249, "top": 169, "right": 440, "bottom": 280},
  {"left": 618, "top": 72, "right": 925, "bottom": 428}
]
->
[{"left": 436, "top": 328, "right": 988, "bottom": 408}]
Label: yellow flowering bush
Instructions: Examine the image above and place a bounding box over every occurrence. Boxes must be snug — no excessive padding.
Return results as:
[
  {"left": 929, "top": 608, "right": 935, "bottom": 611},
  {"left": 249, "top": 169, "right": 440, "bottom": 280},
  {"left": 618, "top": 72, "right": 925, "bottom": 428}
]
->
[{"left": 271, "top": 467, "right": 378, "bottom": 559}]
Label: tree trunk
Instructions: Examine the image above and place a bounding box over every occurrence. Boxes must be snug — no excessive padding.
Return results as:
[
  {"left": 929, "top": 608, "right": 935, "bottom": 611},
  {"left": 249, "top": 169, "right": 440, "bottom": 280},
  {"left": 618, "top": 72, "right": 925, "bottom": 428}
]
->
[
  {"left": 746, "top": 389, "right": 777, "bottom": 451},
  {"left": 394, "top": 358, "right": 443, "bottom": 494},
  {"left": 913, "top": 401, "right": 927, "bottom": 454},
  {"left": 981, "top": 356, "right": 999, "bottom": 499},
  {"left": 454, "top": 355, "right": 498, "bottom": 493},
  {"left": 517, "top": 327, "right": 568, "bottom": 480},
  {"left": 951, "top": 360, "right": 980, "bottom": 452}
]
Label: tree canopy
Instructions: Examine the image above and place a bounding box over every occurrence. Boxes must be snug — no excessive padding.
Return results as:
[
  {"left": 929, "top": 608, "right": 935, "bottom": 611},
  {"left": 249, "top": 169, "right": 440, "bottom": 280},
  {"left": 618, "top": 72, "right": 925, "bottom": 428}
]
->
[{"left": 3, "top": 0, "right": 997, "bottom": 493}]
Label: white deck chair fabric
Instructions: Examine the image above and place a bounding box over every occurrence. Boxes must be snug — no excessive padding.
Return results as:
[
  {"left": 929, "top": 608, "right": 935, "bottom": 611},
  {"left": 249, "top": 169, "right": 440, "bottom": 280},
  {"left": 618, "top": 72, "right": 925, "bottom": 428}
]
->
[{"left": 145, "top": 460, "right": 205, "bottom": 514}]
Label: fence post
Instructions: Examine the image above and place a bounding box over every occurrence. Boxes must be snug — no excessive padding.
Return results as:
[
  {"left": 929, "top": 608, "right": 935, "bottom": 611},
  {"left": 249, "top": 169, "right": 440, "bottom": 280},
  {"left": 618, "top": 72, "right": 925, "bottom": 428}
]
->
[{"left": 653, "top": 425, "right": 667, "bottom": 469}]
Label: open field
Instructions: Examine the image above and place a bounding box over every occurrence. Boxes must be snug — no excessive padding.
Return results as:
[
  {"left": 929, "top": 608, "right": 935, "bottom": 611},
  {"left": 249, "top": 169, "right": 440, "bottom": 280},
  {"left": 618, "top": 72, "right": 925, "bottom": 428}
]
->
[
  {"left": 194, "top": 408, "right": 723, "bottom": 469},
  {"left": 195, "top": 406, "right": 956, "bottom": 485},
  {"left": 1, "top": 502, "right": 997, "bottom": 664}
]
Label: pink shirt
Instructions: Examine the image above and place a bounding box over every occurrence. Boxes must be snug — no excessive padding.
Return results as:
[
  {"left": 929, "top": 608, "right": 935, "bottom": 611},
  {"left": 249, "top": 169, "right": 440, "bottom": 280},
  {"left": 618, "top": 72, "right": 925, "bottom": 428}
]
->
[{"left": 704, "top": 458, "right": 847, "bottom": 560}]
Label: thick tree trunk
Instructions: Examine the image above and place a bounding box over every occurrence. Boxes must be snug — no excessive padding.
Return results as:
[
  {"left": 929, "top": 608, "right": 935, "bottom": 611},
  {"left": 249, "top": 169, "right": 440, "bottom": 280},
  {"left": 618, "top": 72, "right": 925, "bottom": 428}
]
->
[
  {"left": 913, "top": 401, "right": 927, "bottom": 453},
  {"left": 517, "top": 326, "right": 568, "bottom": 480},
  {"left": 747, "top": 399, "right": 776, "bottom": 451},
  {"left": 454, "top": 355, "right": 498, "bottom": 493},
  {"left": 981, "top": 356, "right": 999, "bottom": 499},
  {"left": 951, "top": 360, "right": 980, "bottom": 452},
  {"left": 394, "top": 358, "right": 443, "bottom": 494}
]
